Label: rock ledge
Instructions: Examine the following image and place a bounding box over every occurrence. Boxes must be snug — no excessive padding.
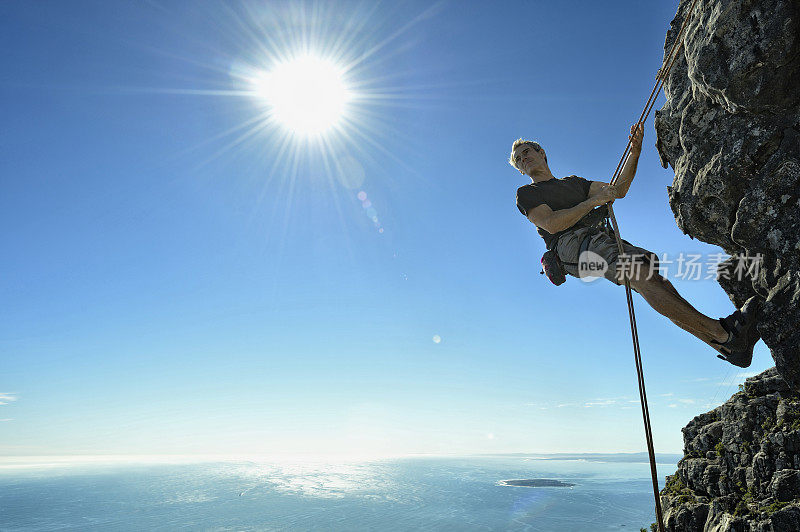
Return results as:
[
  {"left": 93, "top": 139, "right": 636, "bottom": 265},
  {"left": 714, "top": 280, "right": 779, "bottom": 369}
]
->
[{"left": 661, "top": 369, "right": 800, "bottom": 531}]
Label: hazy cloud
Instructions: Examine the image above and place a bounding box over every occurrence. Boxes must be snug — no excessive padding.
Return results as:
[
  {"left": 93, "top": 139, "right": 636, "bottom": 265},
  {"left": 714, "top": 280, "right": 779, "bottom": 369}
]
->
[
  {"left": 524, "top": 402, "right": 550, "bottom": 410},
  {"left": 584, "top": 399, "right": 618, "bottom": 408},
  {"left": 538, "top": 396, "right": 638, "bottom": 410},
  {"left": 0, "top": 393, "right": 17, "bottom": 406}
]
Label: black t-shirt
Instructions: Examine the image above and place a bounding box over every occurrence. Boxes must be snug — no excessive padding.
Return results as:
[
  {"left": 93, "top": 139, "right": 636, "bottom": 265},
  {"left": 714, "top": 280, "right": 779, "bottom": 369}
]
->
[{"left": 516, "top": 175, "right": 592, "bottom": 249}]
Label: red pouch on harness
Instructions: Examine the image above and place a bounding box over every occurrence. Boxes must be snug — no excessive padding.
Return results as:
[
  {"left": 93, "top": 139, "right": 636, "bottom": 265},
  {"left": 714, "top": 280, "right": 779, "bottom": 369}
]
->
[{"left": 540, "top": 249, "right": 567, "bottom": 286}]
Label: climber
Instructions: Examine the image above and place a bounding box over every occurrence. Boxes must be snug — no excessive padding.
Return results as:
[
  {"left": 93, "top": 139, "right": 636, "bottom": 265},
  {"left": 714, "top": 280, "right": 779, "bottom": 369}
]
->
[{"left": 511, "top": 124, "right": 761, "bottom": 367}]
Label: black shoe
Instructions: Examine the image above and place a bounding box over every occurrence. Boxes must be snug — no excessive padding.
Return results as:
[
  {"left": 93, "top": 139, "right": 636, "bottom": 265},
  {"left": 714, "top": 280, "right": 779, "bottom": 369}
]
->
[{"left": 710, "top": 296, "right": 762, "bottom": 368}]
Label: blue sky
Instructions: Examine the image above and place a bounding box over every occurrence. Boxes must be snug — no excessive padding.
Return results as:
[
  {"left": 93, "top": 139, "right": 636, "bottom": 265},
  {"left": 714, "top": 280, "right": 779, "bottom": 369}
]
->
[{"left": 0, "top": 0, "right": 773, "bottom": 459}]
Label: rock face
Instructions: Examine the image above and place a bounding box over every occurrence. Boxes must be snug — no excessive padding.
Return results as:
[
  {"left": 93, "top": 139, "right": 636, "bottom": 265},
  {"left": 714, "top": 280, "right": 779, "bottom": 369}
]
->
[
  {"left": 654, "top": 0, "right": 800, "bottom": 529},
  {"left": 660, "top": 369, "right": 800, "bottom": 531},
  {"left": 653, "top": 0, "right": 800, "bottom": 387}
]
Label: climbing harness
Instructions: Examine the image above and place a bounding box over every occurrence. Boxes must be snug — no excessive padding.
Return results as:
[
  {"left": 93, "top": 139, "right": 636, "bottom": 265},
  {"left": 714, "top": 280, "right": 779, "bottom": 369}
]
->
[
  {"left": 602, "top": 0, "right": 702, "bottom": 530},
  {"left": 540, "top": 204, "right": 610, "bottom": 285}
]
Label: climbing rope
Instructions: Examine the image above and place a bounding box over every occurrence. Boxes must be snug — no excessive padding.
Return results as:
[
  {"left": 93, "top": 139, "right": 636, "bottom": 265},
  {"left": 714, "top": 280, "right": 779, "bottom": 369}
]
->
[{"left": 603, "top": 1, "right": 702, "bottom": 530}]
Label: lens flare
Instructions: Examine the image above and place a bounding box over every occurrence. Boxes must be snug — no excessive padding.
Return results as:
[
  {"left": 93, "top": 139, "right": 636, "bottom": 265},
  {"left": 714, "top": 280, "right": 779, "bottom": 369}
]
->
[{"left": 357, "top": 190, "right": 383, "bottom": 233}]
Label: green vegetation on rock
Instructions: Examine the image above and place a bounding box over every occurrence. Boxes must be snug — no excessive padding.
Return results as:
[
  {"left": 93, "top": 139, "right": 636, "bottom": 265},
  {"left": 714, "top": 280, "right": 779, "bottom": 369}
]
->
[
  {"left": 662, "top": 474, "right": 697, "bottom": 505},
  {"left": 715, "top": 441, "right": 725, "bottom": 458}
]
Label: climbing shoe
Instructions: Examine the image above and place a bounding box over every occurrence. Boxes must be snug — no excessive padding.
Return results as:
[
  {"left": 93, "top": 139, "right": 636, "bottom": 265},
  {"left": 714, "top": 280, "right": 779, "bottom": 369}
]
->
[{"left": 710, "top": 296, "right": 762, "bottom": 368}]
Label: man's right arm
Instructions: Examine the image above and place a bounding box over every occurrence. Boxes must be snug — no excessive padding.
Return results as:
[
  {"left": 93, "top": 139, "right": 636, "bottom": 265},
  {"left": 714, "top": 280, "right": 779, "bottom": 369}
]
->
[{"left": 527, "top": 185, "right": 618, "bottom": 233}]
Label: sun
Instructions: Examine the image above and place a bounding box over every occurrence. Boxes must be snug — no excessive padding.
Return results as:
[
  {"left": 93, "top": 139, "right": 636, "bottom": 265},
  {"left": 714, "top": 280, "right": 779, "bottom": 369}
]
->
[{"left": 255, "top": 55, "right": 352, "bottom": 136}]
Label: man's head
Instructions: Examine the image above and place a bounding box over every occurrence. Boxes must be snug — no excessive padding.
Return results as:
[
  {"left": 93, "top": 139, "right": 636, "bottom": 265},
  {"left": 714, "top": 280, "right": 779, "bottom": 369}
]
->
[{"left": 509, "top": 139, "right": 547, "bottom": 175}]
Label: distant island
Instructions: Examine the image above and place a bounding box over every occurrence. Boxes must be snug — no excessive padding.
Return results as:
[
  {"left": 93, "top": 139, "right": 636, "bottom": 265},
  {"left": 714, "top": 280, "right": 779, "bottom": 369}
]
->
[{"left": 499, "top": 479, "right": 575, "bottom": 488}]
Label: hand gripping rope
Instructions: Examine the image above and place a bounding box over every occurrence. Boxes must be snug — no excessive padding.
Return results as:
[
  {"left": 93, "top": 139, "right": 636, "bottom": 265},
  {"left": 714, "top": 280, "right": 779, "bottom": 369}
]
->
[{"left": 604, "top": 1, "right": 701, "bottom": 530}]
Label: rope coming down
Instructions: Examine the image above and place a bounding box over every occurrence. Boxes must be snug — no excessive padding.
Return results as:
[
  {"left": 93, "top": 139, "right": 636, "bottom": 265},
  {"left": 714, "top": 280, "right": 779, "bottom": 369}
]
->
[{"left": 604, "top": 0, "right": 701, "bottom": 530}]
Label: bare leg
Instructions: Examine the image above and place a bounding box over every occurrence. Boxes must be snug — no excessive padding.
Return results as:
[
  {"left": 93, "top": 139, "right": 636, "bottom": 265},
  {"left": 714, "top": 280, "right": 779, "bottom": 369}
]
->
[{"left": 626, "top": 274, "right": 728, "bottom": 346}]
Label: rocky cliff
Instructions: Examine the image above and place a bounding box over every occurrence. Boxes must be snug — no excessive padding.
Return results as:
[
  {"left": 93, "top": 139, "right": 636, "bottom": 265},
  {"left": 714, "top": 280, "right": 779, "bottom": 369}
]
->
[
  {"left": 653, "top": 0, "right": 800, "bottom": 529},
  {"left": 660, "top": 370, "right": 800, "bottom": 530},
  {"left": 654, "top": 0, "right": 800, "bottom": 387}
]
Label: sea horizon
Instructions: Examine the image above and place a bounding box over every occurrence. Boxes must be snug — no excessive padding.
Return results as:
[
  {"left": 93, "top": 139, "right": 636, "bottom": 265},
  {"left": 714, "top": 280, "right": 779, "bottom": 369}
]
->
[
  {"left": 0, "top": 454, "right": 679, "bottom": 530},
  {"left": 0, "top": 451, "right": 685, "bottom": 469}
]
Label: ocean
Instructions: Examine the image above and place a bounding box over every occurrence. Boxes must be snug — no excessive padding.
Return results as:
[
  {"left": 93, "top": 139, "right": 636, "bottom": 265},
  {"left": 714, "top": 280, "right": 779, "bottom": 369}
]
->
[{"left": 0, "top": 454, "right": 680, "bottom": 531}]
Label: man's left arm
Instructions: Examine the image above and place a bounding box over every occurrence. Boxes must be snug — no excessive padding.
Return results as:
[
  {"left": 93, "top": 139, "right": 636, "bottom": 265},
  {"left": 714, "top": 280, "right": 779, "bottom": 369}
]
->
[
  {"left": 588, "top": 124, "right": 644, "bottom": 199},
  {"left": 613, "top": 123, "right": 644, "bottom": 198}
]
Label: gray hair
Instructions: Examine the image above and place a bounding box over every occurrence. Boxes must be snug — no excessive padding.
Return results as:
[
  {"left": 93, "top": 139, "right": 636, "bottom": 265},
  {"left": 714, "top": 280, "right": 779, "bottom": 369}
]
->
[{"left": 509, "top": 139, "right": 547, "bottom": 173}]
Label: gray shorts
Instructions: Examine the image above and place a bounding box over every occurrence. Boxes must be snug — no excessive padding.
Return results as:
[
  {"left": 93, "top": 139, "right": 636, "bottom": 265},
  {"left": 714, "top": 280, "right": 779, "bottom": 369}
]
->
[{"left": 555, "top": 226, "right": 659, "bottom": 285}]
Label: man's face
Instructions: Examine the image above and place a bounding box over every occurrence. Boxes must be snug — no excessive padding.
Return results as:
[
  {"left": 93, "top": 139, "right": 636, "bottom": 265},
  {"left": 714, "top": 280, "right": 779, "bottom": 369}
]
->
[{"left": 512, "top": 143, "right": 546, "bottom": 176}]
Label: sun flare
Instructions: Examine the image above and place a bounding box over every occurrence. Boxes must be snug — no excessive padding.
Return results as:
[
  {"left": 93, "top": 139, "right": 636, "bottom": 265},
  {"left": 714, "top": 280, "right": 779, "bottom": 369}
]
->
[{"left": 255, "top": 55, "right": 352, "bottom": 136}]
